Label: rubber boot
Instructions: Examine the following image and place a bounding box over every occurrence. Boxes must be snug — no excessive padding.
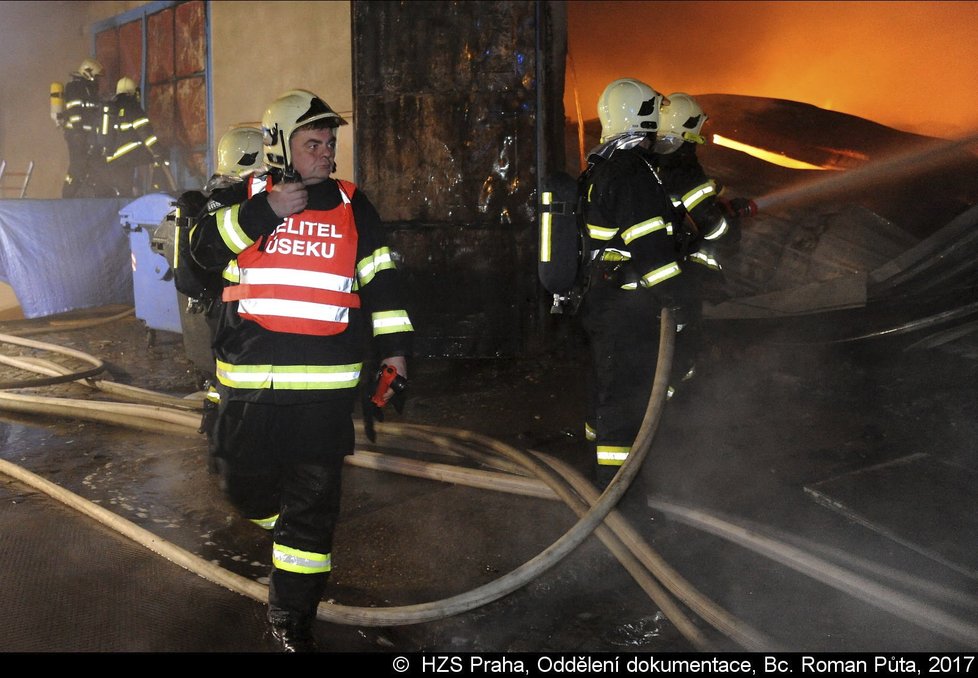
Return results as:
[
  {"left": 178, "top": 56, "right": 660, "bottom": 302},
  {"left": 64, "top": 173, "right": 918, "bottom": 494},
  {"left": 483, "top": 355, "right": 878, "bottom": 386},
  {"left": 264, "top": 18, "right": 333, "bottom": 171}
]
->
[
  {"left": 267, "top": 569, "right": 327, "bottom": 653},
  {"left": 593, "top": 463, "right": 620, "bottom": 491},
  {"left": 268, "top": 609, "right": 317, "bottom": 653}
]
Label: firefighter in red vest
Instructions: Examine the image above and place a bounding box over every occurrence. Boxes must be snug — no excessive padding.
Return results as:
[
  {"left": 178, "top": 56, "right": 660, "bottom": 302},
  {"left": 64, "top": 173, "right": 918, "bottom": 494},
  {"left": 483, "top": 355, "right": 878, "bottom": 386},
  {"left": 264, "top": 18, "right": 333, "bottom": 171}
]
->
[{"left": 189, "top": 89, "right": 414, "bottom": 652}]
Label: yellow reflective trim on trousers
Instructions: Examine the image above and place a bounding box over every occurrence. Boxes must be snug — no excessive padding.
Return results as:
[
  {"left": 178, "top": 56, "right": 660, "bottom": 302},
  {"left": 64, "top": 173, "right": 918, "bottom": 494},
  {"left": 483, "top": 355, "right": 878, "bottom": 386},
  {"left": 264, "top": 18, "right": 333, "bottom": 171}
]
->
[
  {"left": 357, "top": 246, "right": 396, "bottom": 286},
  {"left": 372, "top": 310, "right": 414, "bottom": 336},
  {"left": 251, "top": 514, "right": 278, "bottom": 530},
  {"left": 217, "top": 204, "right": 254, "bottom": 254},
  {"left": 621, "top": 216, "right": 668, "bottom": 245},
  {"left": 641, "top": 261, "right": 682, "bottom": 288},
  {"left": 587, "top": 223, "right": 618, "bottom": 241},
  {"left": 584, "top": 422, "right": 596, "bottom": 441},
  {"left": 215, "top": 360, "right": 362, "bottom": 391},
  {"left": 596, "top": 445, "right": 629, "bottom": 466},
  {"left": 272, "top": 543, "right": 332, "bottom": 574}
]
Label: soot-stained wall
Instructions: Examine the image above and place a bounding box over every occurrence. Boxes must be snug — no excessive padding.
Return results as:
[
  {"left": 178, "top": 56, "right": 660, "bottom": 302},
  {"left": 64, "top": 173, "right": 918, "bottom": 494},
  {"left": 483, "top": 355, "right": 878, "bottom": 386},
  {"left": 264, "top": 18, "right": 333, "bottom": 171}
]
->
[{"left": 353, "top": 1, "right": 566, "bottom": 358}]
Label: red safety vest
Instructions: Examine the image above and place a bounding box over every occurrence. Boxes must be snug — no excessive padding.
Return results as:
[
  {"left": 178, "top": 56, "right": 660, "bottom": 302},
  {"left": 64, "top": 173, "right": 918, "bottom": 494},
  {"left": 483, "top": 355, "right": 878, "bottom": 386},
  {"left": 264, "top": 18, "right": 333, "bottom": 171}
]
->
[{"left": 223, "top": 179, "right": 361, "bottom": 336}]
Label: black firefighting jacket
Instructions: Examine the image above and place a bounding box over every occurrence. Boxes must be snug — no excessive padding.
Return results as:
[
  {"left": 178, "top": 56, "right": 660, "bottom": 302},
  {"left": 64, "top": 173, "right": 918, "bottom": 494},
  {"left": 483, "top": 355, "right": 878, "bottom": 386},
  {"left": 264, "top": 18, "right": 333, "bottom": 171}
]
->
[
  {"left": 189, "top": 173, "right": 414, "bottom": 405},
  {"left": 583, "top": 145, "right": 685, "bottom": 301},
  {"left": 656, "top": 143, "right": 740, "bottom": 271}
]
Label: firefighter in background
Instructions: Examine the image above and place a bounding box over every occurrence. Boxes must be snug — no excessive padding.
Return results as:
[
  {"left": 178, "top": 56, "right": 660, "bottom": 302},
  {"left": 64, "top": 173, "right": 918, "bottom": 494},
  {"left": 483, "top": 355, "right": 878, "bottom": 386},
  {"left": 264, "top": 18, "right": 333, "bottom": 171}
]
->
[
  {"left": 101, "top": 76, "right": 173, "bottom": 196},
  {"left": 654, "top": 92, "right": 756, "bottom": 393},
  {"left": 204, "top": 125, "right": 267, "bottom": 195},
  {"left": 656, "top": 92, "right": 755, "bottom": 275},
  {"left": 57, "top": 58, "right": 104, "bottom": 197},
  {"left": 579, "top": 78, "right": 692, "bottom": 489},
  {"left": 175, "top": 125, "right": 268, "bottom": 476},
  {"left": 189, "top": 89, "right": 414, "bottom": 652}
]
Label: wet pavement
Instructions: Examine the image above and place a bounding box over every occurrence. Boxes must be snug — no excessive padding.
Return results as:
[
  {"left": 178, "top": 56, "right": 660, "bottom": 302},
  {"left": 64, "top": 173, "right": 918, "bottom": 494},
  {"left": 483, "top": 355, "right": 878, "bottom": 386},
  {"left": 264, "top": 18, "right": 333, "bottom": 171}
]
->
[{"left": 0, "top": 302, "right": 976, "bottom": 654}]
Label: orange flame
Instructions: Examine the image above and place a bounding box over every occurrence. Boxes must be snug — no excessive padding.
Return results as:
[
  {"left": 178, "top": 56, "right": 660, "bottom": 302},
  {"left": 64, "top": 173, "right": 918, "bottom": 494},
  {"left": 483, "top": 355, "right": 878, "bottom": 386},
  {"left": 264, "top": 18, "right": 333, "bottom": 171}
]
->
[{"left": 711, "top": 135, "right": 837, "bottom": 171}]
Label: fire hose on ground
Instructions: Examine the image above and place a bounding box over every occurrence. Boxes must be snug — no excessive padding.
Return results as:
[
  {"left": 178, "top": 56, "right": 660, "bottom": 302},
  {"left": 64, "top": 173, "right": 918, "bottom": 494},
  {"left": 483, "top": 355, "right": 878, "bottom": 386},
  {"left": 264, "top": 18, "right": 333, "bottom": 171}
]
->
[
  {"left": 0, "top": 311, "right": 770, "bottom": 650},
  {"left": 0, "top": 314, "right": 976, "bottom": 649}
]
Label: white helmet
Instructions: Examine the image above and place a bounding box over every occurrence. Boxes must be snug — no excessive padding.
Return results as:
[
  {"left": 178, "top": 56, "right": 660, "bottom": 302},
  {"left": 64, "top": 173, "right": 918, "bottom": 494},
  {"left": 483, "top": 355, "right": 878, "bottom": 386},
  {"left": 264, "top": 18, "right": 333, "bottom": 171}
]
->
[
  {"left": 659, "top": 92, "right": 708, "bottom": 147},
  {"left": 597, "top": 78, "right": 662, "bottom": 143},
  {"left": 116, "top": 76, "right": 137, "bottom": 96},
  {"left": 78, "top": 58, "right": 104, "bottom": 81},
  {"left": 216, "top": 126, "right": 265, "bottom": 178},
  {"left": 260, "top": 89, "right": 349, "bottom": 168}
]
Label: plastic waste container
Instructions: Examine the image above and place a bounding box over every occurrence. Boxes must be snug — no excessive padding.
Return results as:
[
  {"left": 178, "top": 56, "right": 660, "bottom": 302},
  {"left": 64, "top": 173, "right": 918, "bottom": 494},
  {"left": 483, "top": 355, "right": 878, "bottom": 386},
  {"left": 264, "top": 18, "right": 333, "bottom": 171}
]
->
[{"left": 119, "top": 193, "right": 181, "bottom": 334}]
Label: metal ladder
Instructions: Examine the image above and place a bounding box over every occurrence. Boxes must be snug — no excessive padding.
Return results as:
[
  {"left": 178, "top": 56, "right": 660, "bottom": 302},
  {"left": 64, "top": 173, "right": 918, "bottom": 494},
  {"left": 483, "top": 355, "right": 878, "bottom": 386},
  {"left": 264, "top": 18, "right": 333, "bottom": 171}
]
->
[{"left": 0, "top": 160, "right": 34, "bottom": 198}]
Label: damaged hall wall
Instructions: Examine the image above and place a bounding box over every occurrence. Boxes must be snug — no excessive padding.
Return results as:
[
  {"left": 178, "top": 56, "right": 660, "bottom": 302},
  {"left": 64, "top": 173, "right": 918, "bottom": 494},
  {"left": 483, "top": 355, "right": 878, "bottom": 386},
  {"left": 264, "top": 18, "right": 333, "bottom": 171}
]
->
[{"left": 353, "top": 1, "right": 567, "bottom": 358}]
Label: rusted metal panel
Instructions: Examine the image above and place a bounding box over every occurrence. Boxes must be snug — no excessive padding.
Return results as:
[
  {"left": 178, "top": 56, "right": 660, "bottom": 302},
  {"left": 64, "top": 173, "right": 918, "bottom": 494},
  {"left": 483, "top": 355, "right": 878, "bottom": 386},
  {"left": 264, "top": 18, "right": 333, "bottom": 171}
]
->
[
  {"left": 175, "top": 1, "right": 205, "bottom": 76},
  {"left": 147, "top": 7, "right": 174, "bottom": 85},
  {"left": 95, "top": 28, "right": 119, "bottom": 96},
  {"left": 175, "top": 76, "right": 208, "bottom": 182},
  {"left": 147, "top": 81, "right": 175, "bottom": 150},
  {"left": 182, "top": 150, "right": 208, "bottom": 185},
  {"left": 354, "top": 1, "right": 564, "bottom": 357},
  {"left": 118, "top": 20, "right": 144, "bottom": 86},
  {"left": 175, "top": 77, "right": 207, "bottom": 148}
]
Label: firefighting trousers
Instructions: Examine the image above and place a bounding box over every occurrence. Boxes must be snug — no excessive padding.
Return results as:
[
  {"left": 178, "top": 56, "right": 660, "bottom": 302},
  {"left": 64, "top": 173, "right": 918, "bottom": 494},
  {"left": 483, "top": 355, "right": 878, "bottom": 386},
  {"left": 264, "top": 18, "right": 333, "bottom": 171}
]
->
[
  {"left": 213, "top": 399, "right": 353, "bottom": 620},
  {"left": 580, "top": 282, "right": 663, "bottom": 468}
]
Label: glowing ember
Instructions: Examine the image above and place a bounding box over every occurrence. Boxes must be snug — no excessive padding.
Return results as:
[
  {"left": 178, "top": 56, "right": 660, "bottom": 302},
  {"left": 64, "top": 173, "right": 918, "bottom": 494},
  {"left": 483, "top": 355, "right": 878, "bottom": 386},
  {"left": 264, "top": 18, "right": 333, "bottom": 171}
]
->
[{"left": 712, "top": 135, "right": 835, "bottom": 171}]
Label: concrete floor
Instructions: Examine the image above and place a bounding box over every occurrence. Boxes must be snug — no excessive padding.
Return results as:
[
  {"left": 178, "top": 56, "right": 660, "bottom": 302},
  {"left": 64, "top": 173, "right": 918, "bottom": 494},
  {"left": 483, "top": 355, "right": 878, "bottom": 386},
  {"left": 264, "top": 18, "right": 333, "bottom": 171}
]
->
[{"left": 0, "top": 303, "right": 976, "bottom": 653}]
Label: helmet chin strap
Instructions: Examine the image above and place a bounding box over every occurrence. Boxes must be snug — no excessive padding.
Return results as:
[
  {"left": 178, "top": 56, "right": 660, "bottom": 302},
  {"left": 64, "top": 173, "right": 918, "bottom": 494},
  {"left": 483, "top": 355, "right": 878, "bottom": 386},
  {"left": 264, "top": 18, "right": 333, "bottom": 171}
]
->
[{"left": 279, "top": 134, "right": 301, "bottom": 182}]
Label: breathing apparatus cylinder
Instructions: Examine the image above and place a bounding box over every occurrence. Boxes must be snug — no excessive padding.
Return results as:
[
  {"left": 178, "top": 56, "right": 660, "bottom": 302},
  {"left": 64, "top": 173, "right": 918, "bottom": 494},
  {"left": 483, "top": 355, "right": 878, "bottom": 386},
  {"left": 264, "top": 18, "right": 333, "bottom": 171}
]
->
[{"left": 50, "top": 82, "right": 64, "bottom": 125}]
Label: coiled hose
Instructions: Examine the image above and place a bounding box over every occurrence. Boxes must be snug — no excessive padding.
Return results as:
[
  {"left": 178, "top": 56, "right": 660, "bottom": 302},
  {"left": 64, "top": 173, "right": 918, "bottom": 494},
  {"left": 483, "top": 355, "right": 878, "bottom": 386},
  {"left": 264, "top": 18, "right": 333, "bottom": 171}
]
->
[
  {"left": 0, "top": 309, "right": 777, "bottom": 650},
  {"left": 3, "top": 310, "right": 974, "bottom": 647}
]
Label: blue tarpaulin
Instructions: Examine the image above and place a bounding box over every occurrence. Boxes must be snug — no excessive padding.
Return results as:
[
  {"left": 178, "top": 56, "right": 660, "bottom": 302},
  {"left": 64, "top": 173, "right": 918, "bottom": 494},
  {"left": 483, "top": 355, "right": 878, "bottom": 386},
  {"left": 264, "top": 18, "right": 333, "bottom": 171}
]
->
[{"left": 0, "top": 198, "right": 133, "bottom": 318}]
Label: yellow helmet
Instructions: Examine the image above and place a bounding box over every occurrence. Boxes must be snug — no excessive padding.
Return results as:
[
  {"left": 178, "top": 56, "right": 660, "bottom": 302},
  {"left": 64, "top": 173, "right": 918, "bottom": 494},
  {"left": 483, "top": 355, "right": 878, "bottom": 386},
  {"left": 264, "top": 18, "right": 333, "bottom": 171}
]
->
[
  {"left": 116, "top": 76, "right": 137, "bottom": 96},
  {"left": 78, "top": 58, "right": 104, "bottom": 80},
  {"left": 597, "top": 78, "right": 662, "bottom": 143},
  {"left": 216, "top": 126, "right": 265, "bottom": 178},
  {"left": 659, "top": 92, "right": 708, "bottom": 147},
  {"left": 260, "top": 89, "right": 348, "bottom": 169}
]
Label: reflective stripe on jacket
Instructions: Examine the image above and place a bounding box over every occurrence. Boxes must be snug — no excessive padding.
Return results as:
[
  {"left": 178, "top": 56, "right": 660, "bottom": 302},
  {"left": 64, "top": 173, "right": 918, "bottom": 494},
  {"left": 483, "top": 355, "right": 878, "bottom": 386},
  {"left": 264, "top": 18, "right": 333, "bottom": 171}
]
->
[
  {"left": 583, "top": 148, "right": 682, "bottom": 293},
  {"left": 215, "top": 359, "right": 361, "bottom": 391}
]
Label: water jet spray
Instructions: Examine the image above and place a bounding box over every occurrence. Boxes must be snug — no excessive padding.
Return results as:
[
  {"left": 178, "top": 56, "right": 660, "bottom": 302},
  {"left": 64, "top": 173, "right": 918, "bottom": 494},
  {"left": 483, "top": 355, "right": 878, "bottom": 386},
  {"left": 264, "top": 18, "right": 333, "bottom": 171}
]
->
[{"left": 753, "top": 131, "right": 978, "bottom": 213}]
